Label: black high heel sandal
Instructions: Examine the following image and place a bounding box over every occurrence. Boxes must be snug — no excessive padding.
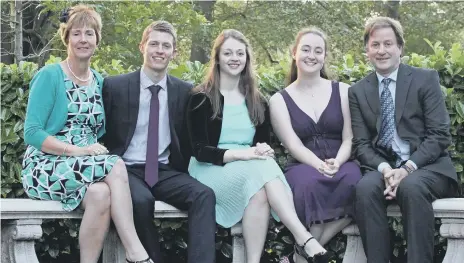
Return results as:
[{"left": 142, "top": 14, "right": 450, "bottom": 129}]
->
[
  {"left": 126, "top": 258, "right": 154, "bottom": 263},
  {"left": 294, "top": 237, "right": 328, "bottom": 263},
  {"left": 312, "top": 252, "right": 330, "bottom": 263},
  {"left": 279, "top": 251, "right": 296, "bottom": 263}
]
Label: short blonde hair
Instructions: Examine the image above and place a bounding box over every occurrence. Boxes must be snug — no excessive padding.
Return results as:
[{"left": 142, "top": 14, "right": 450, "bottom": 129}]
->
[
  {"left": 364, "top": 16, "right": 405, "bottom": 48},
  {"left": 59, "top": 4, "right": 102, "bottom": 46},
  {"left": 140, "top": 21, "right": 177, "bottom": 48}
]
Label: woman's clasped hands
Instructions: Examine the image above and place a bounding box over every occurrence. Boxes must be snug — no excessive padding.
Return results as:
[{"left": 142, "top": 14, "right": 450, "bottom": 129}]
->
[
  {"left": 318, "top": 158, "right": 340, "bottom": 178},
  {"left": 234, "top": 142, "right": 275, "bottom": 161}
]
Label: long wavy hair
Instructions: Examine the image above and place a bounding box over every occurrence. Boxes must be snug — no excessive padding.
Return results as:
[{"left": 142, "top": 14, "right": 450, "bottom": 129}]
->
[
  {"left": 286, "top": 27, "right": 333, "bottom": 86},
  {"left": 192, "top": 29, "right": 265, "bottom": 125}
]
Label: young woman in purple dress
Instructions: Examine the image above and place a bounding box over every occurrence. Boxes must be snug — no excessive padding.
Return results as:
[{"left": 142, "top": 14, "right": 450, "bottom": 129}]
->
[{"left": 270, "top": 27, "right": 362, "bottom": 263}]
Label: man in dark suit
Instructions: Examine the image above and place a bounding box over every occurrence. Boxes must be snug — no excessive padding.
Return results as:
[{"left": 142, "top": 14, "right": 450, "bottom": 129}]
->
[
  {"left": 102, "top": 21, "right": 216, "bottom": 263},
  {"left": 349, "top": 17, "right": 457, "bottom": 263}
]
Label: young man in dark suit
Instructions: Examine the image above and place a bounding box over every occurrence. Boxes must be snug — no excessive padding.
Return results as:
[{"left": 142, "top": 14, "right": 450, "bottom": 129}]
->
[
  {"left": 102, "top": 21, "right": 216, "bottom": 263},
  {"left": 349, "top": 16, "right": 457, "bottom": 263}
]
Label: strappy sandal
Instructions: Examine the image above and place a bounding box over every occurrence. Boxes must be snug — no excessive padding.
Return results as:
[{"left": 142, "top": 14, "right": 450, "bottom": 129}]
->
[
  {"left": 126, "top": 258, "right": 154, "bottom": 263},
  {"left": 294, "top": 237, "right": 329, "bottom": 263}
]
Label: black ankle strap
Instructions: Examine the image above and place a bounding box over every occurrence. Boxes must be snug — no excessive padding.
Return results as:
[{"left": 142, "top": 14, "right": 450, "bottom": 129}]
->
[
  {"left": 126, "top": 258, "right": 152, "bottom": 263},
  {"left": 302, "top": 236, "right": 314, "bottom": 247}
]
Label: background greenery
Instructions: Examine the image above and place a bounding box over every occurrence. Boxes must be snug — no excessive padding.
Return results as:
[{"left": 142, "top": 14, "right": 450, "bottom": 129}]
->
[
  {"left": 1, "top": 1, "right": 463, "bottom": 262},
  {"left": 1, "top": 40, "right": 463, "bottom": 262},
  {"left": 2, "top": 1, "right": 464, "bottom": 66}
]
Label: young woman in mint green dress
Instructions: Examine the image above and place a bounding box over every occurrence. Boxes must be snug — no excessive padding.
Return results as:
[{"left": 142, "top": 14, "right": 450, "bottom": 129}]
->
[
  {"left": 186, "top": 29, "right": 328, "bottom": 263},
  {"left": 20, "top": 5, "right": 152, "bottom": 263}
]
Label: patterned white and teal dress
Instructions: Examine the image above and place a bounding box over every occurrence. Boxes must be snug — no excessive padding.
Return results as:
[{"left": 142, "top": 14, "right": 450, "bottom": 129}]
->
[{"left": 21, "top": 75, "right": 119, "bottom": 211}]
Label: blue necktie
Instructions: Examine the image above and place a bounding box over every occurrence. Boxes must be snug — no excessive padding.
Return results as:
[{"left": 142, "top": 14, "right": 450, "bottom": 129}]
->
[
  {"left": 378, "top": 78, "right": 395, "bottom": 150},
  {"left": 145, "top": 85, "right": 161, "bottom": 187}
]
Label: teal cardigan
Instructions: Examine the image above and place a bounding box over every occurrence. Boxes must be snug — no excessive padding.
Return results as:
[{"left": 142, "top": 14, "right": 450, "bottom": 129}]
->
[{"left": 23, "top": 63, "right": 105, "bottom": 150}]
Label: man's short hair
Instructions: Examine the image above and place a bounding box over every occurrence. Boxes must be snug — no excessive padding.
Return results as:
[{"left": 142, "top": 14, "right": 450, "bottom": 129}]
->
[
  {"left": 363, "top": 16, "right": 405, "bottom": 48},
  {"left": 140, "top": 21, "right": 177, "bottom": 47}
]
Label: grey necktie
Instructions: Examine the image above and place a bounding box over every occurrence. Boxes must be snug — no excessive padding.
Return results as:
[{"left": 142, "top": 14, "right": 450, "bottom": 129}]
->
[{"left": 378, "top": 78, "right": 395, "bottom": 150}]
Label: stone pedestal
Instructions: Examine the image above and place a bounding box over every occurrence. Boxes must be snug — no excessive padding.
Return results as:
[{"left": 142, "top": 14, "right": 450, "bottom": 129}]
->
[
  {"left": 102, "top": 227, "right": 126, "bottom": 263},
  {"left": 231, "top": 223, "right": 245, "bottom": 263},
  {"left": 440, "top": 218, "right": 464, "bottom": 263},
  {"left": 341, "top": 224, "right": 366, "bottom": 263},
  {"left": 1, "top": 219, "right": 42, "bottom": 263}
]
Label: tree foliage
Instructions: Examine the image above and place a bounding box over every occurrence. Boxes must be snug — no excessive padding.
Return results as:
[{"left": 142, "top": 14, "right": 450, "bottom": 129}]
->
[{"left": 2, "top": 1, "right": 463, "bottom": 68}]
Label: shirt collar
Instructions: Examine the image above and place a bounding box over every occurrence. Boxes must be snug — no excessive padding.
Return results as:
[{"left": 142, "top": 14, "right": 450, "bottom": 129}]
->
[
  {"left": 140, "top": 69, "right": 167, "bottom": 91},
  {"left": 376, "top": 67, "right": 398, "bottom": 84}
]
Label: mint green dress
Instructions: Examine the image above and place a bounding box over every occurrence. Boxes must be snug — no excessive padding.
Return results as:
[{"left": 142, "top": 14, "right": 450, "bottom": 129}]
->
[{"left": 188, "top": 101, "right": 291, "bottom": 228}]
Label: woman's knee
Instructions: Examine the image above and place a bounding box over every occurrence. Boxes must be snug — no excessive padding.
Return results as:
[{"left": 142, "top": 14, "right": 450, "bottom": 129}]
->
[
  {"left": 251, "top": 188, "right": 268, "bottom": 205},
  {"left": 83, "top": 182, "right": 111, "bottom": 212},
  {"left": 107, "top": 158, "right": 128, "bottom": 183}
]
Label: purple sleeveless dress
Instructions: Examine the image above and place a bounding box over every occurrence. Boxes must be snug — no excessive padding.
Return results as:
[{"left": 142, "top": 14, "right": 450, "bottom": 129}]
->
[{"left": 280, "top": 82, "right": 362, "bottom": 226}]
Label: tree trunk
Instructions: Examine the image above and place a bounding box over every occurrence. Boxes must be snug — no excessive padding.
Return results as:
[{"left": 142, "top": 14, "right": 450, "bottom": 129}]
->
[
  {"left": 189, "top": 1, "right": 215, "bottom": 63},
  {"left": 1, "top": 3, "right": 14, "bottom": 64},
  {"left": 385, "top": 0, "right": 400, "bottom": 20},
  {"left": 13, "top": 0, "right": 23, "bottom": 64}
]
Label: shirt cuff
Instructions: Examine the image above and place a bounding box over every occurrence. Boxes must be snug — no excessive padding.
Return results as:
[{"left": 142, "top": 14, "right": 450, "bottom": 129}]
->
[
  {"left": 378, "top": 162, "right": 392, "bottom": 173},
  {"left": 406, "top": 160, "right": 418, "bottom": 170}
]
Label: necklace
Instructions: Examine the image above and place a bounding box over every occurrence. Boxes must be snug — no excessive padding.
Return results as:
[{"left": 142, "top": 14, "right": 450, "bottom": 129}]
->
[
  {"left": 304, "top": 91, "right": 316, "bottom": 98},
  {"left": 66, "top": 60, "right": 91, "bottom": 82}
]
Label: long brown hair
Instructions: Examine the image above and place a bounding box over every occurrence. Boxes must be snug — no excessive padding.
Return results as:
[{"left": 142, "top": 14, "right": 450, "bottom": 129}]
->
[
  {"left": 286, "top": 27, "right": 333, "bottom": 86},
  {"left": 193, "top": 29, "right": 265, "bottom": 125}
]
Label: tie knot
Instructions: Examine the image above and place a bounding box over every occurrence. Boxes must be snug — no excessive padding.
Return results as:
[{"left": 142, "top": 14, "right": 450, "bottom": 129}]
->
[
  {"left": 148, "top": 85, "right": 161, "bottom": 95},
  {"left": 382, "top": 78, "right": 392, "bottom": 87}
]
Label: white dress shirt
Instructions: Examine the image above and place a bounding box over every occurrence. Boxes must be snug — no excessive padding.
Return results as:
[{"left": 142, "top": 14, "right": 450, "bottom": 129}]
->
[
  {"left": 376, "top": 68, "right": 417, "bottom": 172},
  {"left": 122, "top": 69, "right": 171, "bottom": 165}
]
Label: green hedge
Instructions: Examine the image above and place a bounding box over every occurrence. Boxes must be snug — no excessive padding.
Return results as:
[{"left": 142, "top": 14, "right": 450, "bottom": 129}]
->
[{"left": 1, "top": 41, "right": 463, "bottom": 263}]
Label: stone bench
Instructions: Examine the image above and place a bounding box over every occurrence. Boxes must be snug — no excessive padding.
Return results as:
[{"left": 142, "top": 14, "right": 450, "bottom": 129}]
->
[
  {"left": 341, "top": 198, "right": 464, "bottom": 263},
  {"left": 0, "top": 198, "right": 245, "bottom": 263}
]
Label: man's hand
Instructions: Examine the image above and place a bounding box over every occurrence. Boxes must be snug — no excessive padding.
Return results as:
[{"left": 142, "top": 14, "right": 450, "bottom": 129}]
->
[
  {"left": 390, "top": 168, "right": 409, "bottom": 188},
  {"left": 382, "top": 167, "right": 394, "bottom": 198},
  {"left": 383, "top": 168, "right": 409, "bottom": 200}
]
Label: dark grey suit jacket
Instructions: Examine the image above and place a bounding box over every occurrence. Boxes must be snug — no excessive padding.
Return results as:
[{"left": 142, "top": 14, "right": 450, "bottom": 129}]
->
[
  {"left": 101, "top": 70, "right": 193, "bottom": 174},
  {"left": 348, "top": 63, "right": 457, "bottom": 182}
]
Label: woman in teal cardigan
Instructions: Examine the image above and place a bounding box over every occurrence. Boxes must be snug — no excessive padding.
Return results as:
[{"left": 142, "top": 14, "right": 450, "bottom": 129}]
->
[{"left": 21, "top": 5, "right": 153, "bottom": 263}]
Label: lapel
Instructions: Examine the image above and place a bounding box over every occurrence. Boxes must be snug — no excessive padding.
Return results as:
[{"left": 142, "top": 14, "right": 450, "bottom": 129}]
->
[
  {"left": 166, "top": 75, "right": 179, "bottom": 133},
  {"left": 395, "top": 64, "right": 412, "bottom": 125},
  {"left": 166, "top": 75, "right": 182, "bottom": 157},
  {"left": 364, "top": 72, "right": 381, "bottom": 132},
  {"left": 125, "top": 70, "right": 141, "bottom": 149}
]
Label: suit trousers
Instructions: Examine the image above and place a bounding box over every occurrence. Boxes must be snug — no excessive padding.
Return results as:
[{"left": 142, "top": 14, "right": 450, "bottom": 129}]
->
[
  {"left": 126, "top": 163, "right": 216, "bottom": 263},
  {"left": 354, "top": 169, "right": 454, "bottom": 263}
]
